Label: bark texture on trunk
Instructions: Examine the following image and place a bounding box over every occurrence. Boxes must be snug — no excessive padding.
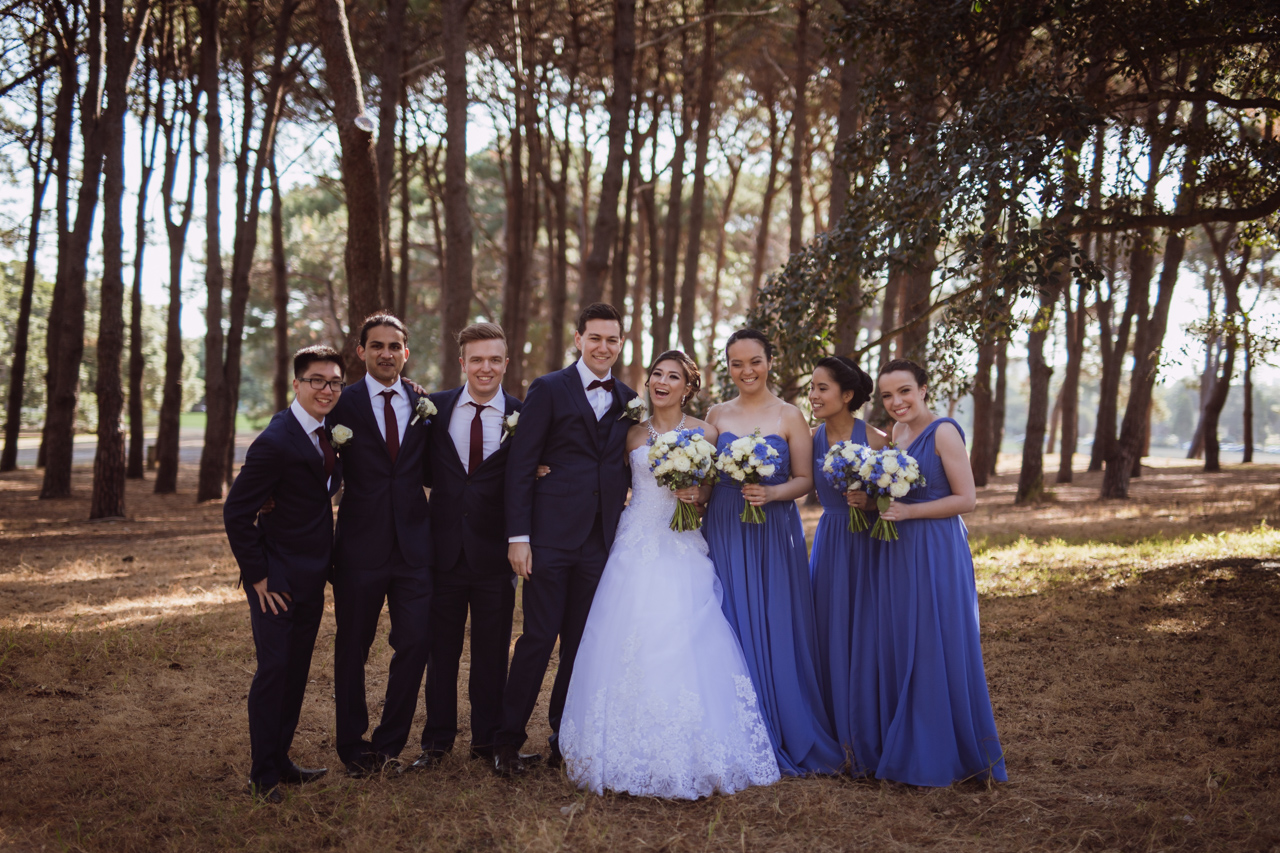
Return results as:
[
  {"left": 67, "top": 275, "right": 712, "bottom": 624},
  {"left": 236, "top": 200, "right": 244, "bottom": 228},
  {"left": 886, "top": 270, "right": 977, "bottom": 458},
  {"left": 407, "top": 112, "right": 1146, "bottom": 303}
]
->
[
  {"left": 677, "top": 0, "right": 716, "bottom": 358},
  {"left": 787, "top": 1, "right": 809, "bottom": 256},
  {"left": 316, "top": 0, "right": 383, "bottom": 378},
  {"left": 579, "top": 0, "right": 636, "bottom": 309},
  {"left": 749, "top": 91, "right": 783, "bottom": 312},
  {"left": 1015, "top": 288, "right": 1057, "bottom": 505},
  {"left": 1201, "top": 225, "right": 1248, "bottom": 473},
  {"left": 376, "top": 0, "right": 407, "bottom": 311},
  {"left": 92, "top": 0, "right": 150, "bottom": 519},
  {"left": 42, "top": 0, "right": 106, "bottom": 500},
  {"left": 656, "top": 94, "right": 689, "bottom": 353},
  {"left": 270, "top": 155, "right": 289, "bottom": 412},
  {"left": 128, "top": 63, "right": 158, "bottom": 480},
  {"left": 440, "top": 0, "right": 473, "bottom": 388}
]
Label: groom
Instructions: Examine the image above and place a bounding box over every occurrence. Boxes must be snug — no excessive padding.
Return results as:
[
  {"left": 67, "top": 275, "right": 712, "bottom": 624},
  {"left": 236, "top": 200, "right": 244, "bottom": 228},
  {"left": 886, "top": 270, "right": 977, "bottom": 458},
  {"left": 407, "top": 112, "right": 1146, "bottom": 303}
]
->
[{"left": 493, "top": 302, "right": 637, "bottom": 776}]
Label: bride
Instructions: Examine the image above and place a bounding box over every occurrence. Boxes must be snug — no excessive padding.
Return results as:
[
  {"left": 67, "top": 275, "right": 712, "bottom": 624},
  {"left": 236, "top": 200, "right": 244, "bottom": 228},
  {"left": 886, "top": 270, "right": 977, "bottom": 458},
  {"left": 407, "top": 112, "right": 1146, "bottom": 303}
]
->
[{"left": 558, "top": 350, "right": 781, "bottom": 799}]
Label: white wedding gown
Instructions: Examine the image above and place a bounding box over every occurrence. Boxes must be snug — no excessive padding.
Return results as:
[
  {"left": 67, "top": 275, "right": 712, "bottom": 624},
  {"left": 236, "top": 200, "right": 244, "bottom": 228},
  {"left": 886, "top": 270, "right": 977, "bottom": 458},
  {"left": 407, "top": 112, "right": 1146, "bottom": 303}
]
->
[{"left": 559, "top": 446, "right": 781, "bottom": 799}]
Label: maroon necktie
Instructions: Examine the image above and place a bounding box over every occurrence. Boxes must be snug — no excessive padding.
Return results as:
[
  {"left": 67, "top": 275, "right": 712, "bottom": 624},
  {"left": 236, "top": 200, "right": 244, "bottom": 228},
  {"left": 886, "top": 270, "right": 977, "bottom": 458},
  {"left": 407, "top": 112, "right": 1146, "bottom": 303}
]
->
[
  {"left": 468, "top": 402, "right": 487, "bottom": 474},
  {"left": 315, "top": 427, "right": 335, "bottom": 477},
  {"left": 586, "top": 378, "right": 615, "bottom": 392},
  {"left": 380, "top": 389, "right": 399, "bottom": 464}
]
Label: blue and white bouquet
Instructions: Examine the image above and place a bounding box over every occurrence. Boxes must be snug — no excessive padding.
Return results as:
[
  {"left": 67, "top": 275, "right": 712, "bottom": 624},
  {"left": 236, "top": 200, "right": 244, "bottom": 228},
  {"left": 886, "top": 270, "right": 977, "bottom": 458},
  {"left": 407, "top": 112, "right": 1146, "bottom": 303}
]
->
[
  {"left": 714, "top": 429, "right": 780, "bottom": 524},
  {"left": 648, "top": 427, "right": 718, "bottom": 532},
  {"left": 821, "top": 441, "right": 877, "bottom": 533},
  {"left": 865, "top": 446, "right": 926, "bottom": 541}
]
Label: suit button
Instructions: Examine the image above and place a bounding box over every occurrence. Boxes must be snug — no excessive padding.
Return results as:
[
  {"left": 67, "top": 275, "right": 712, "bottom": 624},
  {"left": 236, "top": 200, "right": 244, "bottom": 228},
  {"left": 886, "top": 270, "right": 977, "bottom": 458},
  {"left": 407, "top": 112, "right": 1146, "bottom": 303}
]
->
[
  {"left": 592, "top": 490, "right": 599, "bottom": 496},
  {"left": 463, "top": 512, "right": 469, "bottom": 518}
]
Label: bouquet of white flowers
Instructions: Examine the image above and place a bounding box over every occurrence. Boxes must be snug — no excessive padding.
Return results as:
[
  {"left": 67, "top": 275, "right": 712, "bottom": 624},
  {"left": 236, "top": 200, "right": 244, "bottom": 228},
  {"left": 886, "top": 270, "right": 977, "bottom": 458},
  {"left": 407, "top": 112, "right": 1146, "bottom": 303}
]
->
[
  {"left": 714, "top": 429, "right": 780, "bottom": 524},
  {"left": 864, "top": 446, "right": 926, "bottom": 541},
  {"left": 820, "top": 440, "right": 876, "bottom": 533},
  {"left": 648, "top": 427, "right": 718, "bottom": 531}
]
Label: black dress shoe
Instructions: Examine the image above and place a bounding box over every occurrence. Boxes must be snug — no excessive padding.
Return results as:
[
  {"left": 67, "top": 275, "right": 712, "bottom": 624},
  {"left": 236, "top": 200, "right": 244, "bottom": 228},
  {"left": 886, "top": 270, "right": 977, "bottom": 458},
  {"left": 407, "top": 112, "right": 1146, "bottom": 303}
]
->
[
  {"left": 546, "top": 745, "right": 563, "bottom": 770},
  {"left": 344, "top": 753, "right": 390, "bottom": 778},
  {"left": 245, "top": 783, "right": 284, "bottom": 804},
  {"left": 492, "top": 744, "right": 525, "bottom": 778},
  {"left": 279, "top": 763, "right": 327, "bottom": 785},
  {"left": 520, "top": 751, "right": 545, "bottom": 766},
  {"left": 469, "top": 746, "right": 494, "bottom": 762},
  {"left": 404, "top": 749, "right": 447, "bottom": 772}
]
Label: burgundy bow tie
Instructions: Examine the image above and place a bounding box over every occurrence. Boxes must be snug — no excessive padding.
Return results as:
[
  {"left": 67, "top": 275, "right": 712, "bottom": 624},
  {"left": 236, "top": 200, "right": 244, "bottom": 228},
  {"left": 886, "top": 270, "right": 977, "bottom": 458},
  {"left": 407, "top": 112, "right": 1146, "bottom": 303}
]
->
[{"left": 587, "top": 378, "right": 615, "bottom": 393}]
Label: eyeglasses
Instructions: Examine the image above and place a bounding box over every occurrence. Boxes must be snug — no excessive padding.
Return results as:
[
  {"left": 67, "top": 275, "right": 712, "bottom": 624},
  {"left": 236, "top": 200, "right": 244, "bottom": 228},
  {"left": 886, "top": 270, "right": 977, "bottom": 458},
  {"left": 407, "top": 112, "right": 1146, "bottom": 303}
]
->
[{"left": 302, "top": 377, "right": 345, "bottom": 392}]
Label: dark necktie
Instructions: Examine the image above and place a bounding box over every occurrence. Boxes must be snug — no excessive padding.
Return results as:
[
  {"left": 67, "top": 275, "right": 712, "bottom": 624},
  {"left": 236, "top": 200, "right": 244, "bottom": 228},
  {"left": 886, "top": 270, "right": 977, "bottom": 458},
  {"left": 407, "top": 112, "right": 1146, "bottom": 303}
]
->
[
  {"left": 586, "top": 378, "right": 615, "bottom": 393},
  {"left": 315, "top": 427, "right": 335, "bottom": 477},
  {"left": 380, "top": 389, "right": 399, "bottom": 464},
  {"left": 468, "top": 402, "right": 487, "bottom": 474}
]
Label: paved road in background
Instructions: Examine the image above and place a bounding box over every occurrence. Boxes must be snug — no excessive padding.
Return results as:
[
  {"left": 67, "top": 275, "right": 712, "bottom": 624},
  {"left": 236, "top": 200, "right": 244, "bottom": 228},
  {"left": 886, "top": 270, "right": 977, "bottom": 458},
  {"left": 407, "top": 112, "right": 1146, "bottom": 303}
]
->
[{"left": 11, "top": 427, "right": 258, "bottom": 469}]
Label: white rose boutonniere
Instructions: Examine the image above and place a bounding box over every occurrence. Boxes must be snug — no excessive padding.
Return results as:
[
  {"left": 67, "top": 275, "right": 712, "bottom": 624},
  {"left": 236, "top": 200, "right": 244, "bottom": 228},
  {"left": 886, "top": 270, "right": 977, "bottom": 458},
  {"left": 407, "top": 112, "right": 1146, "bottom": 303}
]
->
[
  {"left": 619, "top": 397, "right": 645, "bottom": 423},
  {"left": 330, "top": 424, "right": 354, "bottom": 449},
  {"left": 410, "top": 396, "right": 437, "bottom": 426},
  {"left": 502, "top": 411, "right": 519, "bottom": 442}
]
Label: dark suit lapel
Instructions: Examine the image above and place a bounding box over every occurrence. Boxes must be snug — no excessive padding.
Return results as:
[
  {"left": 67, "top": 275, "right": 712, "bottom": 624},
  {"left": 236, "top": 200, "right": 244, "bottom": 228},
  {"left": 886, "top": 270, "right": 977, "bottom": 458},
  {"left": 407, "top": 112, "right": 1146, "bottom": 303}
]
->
[
  {"left": 477, "top": 390, "right": 518, "bottom": 473},
  {"left": 604, "top": 382, "right": 635, "bottom": 453},
  {"left": 437, "top": 386, "right": 468, "bottom": 476},
  {"left": 565, "top": 364, "right": 602, "bottom": 448},
  {"left": 284, "top": 409, "right": 327, "bottom": 485},
  {"left": 349, "top": 380, "right": 389, "bottom": 461}
]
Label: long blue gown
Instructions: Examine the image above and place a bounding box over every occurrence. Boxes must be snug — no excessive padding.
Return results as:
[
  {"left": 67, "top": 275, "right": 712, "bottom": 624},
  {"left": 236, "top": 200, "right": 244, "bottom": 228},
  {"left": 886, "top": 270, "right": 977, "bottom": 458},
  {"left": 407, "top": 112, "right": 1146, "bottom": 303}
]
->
[
  {"left": 810, "top": 421, "right": 881, "bottom": 775},
  {"left": 875, "top": 417, "right": 1007, "bottom": 786},
  {"left": 704, "top": 431, "right": 844, "bottom": 776}
]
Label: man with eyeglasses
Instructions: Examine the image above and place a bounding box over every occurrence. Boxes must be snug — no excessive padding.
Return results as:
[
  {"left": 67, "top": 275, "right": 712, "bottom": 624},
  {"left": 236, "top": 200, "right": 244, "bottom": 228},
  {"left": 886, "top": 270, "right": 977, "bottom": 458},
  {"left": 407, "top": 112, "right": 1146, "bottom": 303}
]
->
[{"left": 224, "top": 345, "right": 346, "bottom": 804}]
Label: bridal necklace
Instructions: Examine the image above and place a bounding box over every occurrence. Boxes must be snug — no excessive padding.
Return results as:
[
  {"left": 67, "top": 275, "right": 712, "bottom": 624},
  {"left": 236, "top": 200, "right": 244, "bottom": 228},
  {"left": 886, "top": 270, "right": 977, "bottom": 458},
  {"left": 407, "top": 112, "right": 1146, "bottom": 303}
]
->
[{"left": 646, "top": 413, "right": 687, "bottom": 441}]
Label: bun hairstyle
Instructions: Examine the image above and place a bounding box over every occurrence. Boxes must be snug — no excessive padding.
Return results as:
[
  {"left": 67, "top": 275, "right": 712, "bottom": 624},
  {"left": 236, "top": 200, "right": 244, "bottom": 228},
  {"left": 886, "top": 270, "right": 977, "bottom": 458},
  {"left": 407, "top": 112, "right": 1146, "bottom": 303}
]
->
[
  {"left": 814, "top": 356, "right": 874, "bottom": 411},
  {"left": 725, "top": 328, "right": 775, "bottom": 361},
  {"left": 647, "top": 349, "right": 702, "bottom": 404},
  {"left": 878, "top": 358, "right": 930, "bottom": 399}
]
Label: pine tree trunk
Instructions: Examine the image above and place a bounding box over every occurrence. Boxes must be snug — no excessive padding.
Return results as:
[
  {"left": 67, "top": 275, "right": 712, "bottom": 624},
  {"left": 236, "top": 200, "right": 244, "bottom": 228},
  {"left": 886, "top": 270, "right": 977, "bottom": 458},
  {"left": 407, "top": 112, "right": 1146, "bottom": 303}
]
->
[
  {"left": 440, "top": 0, "right": 473, "bottom": 389},
  {"left": 579, "top": 0, "right": 636, "bottom": 308},
  {"left": 969, "top": 339, "right": 995, "bottom": 486},
  {"left": 42, "top": 0, "right": 106, "bottom": 500},
  {"left": 1015, "top": 287, "right": 1057, "bottom": 505},
  {"left": 1056, "top": 276, "right": 1086, "bottom": 483},
  {"left": 127, "top": 65, "right": 157, "bottom": 480},
  {"left": 1241, "top": 319, "right": 1254, "bottom": 464},
  {"left": 704, "top": 157, "right": 740, "bottom": 367},
  {"left": 788, "top": 1, "right": 809, "bottom": 256},
  {"left": 748, "top": 91, "right": 782, "bottom": 312},
  {"left": 656, "top": 96, "right": 689, "bottom": 353},
  {"left": 271, "top": 155, "right": 289, "bottom": 412},
  {"left": 677, "top": 0, "right": 716, "bottom": 357},
  {"left": 1, "top": 85, "right": 50, "bottom": 473},
  {"left": 377, "top": 0, "right": 407, "bottom": 311},
  {"left": 397, "top": 109, "right": 411, "bottom": 319},
  {"left": 502, "top": 30, "right": 528, "bottom": 395},
  {"left": 991, "top": 337, "right": 1008, "bottom": 476},
  {"left": 91, "top": 0, "right": 146, "bottom": 519}
]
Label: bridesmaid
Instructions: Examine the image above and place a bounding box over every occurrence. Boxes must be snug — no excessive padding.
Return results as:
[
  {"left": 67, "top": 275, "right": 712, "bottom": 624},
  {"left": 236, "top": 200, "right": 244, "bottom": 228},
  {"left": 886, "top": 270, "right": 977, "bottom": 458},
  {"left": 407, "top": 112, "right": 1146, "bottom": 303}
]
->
[
  {"left": 807, "top": 356, "right": 887, "bottom": 774},
  {"left": 704, "top": 329, "right": 843, "bottom": 776},
  {"left": 873, "top": 358, "right": 1007, "bottom": 787}
]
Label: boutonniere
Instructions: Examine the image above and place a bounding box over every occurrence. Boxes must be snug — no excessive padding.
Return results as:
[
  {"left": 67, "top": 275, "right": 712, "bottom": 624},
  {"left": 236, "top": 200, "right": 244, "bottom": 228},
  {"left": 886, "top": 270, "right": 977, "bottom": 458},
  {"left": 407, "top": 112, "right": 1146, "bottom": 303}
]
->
[
  {"left": 501, "top": 411, "right": 519, "bottom": 443},
  {"left": 409, "top": 396, "right": 437, "bottom": 426},
  {"left": 330, "top": 424, "right": 354, "bottom": 449},
  {"left": 619, "top": 397, "right": 645, "bottom": 423}
]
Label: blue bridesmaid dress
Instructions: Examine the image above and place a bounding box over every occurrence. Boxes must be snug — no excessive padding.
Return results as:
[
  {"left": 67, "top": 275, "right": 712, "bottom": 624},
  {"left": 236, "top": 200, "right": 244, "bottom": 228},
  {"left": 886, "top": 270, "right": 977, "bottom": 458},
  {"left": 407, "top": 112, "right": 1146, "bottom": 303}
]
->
[
  {"left": 810, "top": 421, "right": 881, "bottom": 775},
  {"left": 874, "top": 417, "right": 1007, "bottom": 786},
  {"left": 704, "top": 431, "right": 844, "bottom": 776}
]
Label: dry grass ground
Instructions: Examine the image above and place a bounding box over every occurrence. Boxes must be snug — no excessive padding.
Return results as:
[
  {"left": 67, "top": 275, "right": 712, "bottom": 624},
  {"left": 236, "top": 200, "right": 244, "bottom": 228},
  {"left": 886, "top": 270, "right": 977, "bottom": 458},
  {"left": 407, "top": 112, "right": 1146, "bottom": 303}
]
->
[{"left": 1, "top": 457, "right": 1278, "bottom": 852}]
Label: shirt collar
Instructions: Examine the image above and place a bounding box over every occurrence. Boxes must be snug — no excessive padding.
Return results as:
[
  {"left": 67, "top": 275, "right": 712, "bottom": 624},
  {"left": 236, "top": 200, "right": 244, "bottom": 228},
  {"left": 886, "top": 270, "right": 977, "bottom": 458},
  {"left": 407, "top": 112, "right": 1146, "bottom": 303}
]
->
[
  {"left": 575, "top": 358, "right": 612, "bottom": 390},
  {"left": 459, "top": 384, "right": 502, "bottom": 411},
  {"left": 364, "top": 372, "right": 403, "bottom": 400},
  {"left": 289, "top": 398, "right": 325, "bottom": 435}
]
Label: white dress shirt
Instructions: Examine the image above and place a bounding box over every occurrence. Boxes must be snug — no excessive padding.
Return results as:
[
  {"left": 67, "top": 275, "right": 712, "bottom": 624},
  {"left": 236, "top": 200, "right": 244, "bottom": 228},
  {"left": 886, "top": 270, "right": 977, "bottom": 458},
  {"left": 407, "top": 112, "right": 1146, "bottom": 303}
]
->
[
  {"left": 576, "top": 359, "right": 614, "bottom": 420},
  {"left": 289, "top": 398, "right": 331, "bottom": 490},
  {"left": 448, "top": 384, "right": 505, "bottom": 469},
  {"left": 364, "top": 372, "right": 410, "bottom": 445}
]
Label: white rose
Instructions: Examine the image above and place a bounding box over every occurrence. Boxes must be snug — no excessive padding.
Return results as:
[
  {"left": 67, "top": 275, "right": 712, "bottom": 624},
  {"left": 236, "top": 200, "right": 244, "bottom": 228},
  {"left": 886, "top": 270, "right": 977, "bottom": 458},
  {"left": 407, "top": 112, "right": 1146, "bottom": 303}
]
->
[
  {"left": 859, "top": 462, "right": 875, "bottom": 479},
  {"left": 673, "top": 454, "right": 692, "bottom": 472},
  {"left": 889, "top": 481, "right": 910, "bottom": 498},
  {"left": 732, "top": 469, "right": 746, "bottom": 481},
  {"left": 882, "top": 454, "right": 900, "bottom": 474},
  {"left": 841, "top": 446, "right": 858, "bottom": 461},
  {"left": 876, "top": 474, "right": 891, "bottom": 488},
  {"left": 758, "top": 464, "right": 776, "bottom": 478},
  {"left": 330, "top": 424, "right": 354, "bottom": 446}
]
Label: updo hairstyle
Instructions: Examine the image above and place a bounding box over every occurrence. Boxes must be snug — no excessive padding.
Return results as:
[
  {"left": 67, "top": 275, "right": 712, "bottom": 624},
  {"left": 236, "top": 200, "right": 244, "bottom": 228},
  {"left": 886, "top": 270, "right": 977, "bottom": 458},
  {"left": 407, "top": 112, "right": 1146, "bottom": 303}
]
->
[
  {"left": 814, "top": 356, "right": 874, "bottom": 411},
  {"left": 647, "top": 349, "right": 702, "bottom": 404}
]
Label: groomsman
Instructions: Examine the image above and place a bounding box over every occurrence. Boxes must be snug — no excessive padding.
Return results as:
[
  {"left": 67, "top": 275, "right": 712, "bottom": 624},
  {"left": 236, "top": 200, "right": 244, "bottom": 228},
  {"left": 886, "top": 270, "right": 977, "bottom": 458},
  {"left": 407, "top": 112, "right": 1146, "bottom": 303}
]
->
[
  {"left": 224, "top": 345, "right": 346, "bottom": 803},
  {"left": 330, "top": 313, "right": 435, "bottom": 776},
  {"left": 494, "top": 303, "right": 638, "bottom": 776},
  {"left": 409, "top": 323, "right": 523, "bottom": 770}
]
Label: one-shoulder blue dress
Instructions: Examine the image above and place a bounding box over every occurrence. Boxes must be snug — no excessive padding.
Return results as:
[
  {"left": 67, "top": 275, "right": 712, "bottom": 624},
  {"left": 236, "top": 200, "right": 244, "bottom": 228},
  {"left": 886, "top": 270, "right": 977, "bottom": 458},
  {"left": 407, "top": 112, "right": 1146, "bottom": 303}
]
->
[
  {"left": 810, "top": 420, "right": 882, "bottom": 774},
  {"left": 704, "top": 431, "right": 844, "bottom": 775},
  {"left": 874, "top": 417, "right": 1007, "bottom": 786}
]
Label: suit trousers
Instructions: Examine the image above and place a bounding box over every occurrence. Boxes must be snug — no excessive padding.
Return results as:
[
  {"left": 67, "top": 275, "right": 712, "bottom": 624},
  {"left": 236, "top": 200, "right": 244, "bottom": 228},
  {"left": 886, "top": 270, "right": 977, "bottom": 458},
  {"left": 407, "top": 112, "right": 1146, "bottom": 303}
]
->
[
  {"left": 244, "top": 585, "right": 324, "bottom": 787},
  {"left": 420, "top": 558, "right": 518, "bottom": 756},
  {"left": 333, "top": 541, "right": 433, "bottom": 763},
  {"left": 497, "top": 513, "right": 608, "bottom": 751}
]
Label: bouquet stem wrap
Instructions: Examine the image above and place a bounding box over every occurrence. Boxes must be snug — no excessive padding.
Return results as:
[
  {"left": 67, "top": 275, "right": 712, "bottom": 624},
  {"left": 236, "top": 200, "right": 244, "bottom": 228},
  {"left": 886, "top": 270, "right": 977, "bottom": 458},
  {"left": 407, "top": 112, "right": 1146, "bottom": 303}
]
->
[
  {"left": 715, "top": 429, "right": 781, "bottom": 526},
  {"left": 869, "top": 496, "right": 898, "bottom": 541},
  {"left": 648, "top": 427, "right": 718, "bottom": 532},
  {"left": 863, "top": 445, "right": 926, "bottom": 543}
]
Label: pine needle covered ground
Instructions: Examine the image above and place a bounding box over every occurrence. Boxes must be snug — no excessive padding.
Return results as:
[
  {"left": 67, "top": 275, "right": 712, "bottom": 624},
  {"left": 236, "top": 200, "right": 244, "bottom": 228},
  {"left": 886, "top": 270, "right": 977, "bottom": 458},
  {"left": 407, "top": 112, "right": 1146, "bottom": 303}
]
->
[{"left": 1, "top": 459, "right": 1278, "bottom": 852}]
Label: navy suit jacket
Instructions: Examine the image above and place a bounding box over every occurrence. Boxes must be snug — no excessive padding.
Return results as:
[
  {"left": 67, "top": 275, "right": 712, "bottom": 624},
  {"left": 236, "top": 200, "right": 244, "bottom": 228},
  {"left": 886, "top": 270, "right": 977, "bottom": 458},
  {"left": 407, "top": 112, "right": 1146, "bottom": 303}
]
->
[
  {"left": 223, "top": 408, "right": 342, "bottom": 601},
  {"left": 424, "top": 386, "right": 522, "bottom": 575},
  {"left": 504, "top": 364, "right": 637, "bottom": 552},
  {"left": 330, "top": 377, "right": 433, "bottom": 571}
]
